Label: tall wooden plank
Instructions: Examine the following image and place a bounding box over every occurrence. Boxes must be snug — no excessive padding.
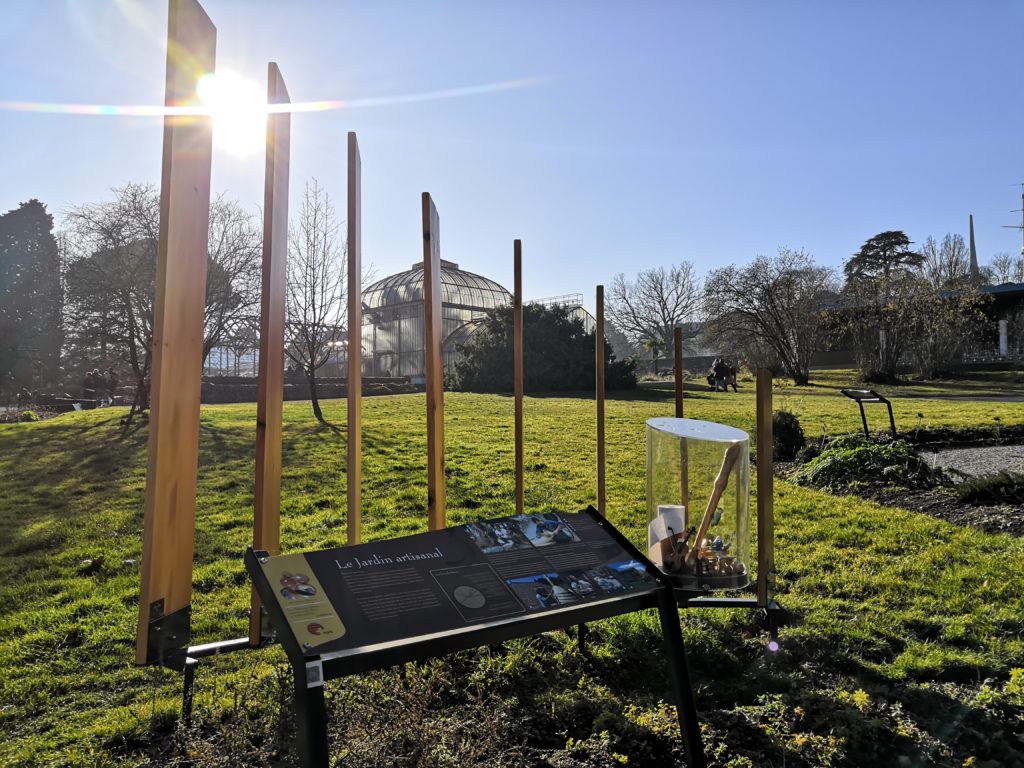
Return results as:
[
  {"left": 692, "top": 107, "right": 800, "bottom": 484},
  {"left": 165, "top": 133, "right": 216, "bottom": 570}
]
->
[
  {"left": 135, "top": 0, "right": 216, "bottom": 665},
  {"left": 674, "top": 326, "right": 689, "bottom": 508},
  {"left": 422, "top": 193, "right": 446, "bottom": 529},
  {"left": 513, "top": 240, "right": 524, "bottom": 516},
  {"left": 596, "top": 285, "right": 606, "bottom": 516},
  {"left": 755, "top": 368, "right": 775, "bottom": 607},
  {"left": 673, "top": 326, "right": 683, "bottom": 418},
  {"left": 346, "top": 133, "right": 363, "bottom": 545},
  {"left": 249, "top": 62, "right": 290, "bottom": 646}
]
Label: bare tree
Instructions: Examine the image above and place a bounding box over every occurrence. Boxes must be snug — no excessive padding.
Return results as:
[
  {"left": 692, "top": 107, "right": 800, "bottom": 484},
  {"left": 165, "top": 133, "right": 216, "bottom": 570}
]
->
[
  {"left": 904, "top": 278, "right": 990, "bottom": 378},
  {"left": 607, "top": 262, "right": 702, "bottom": 360},
  {"left": 704, "top": 249, "right": 837, "bottom": 385},
  {"left": 987, "top": 252, "right": 1023, "bottom": 284},
  {"left": 63, "top": 183, "right": 263, "bottom": 416},
  {"left": 286, "top": 179, "right": 345, "bottom": 423},
  {"left": 203, "top": 195, "right": 263, "bottom": 362},
  {"left": 920, "top": 233, "right": 971, "bottom": 289},
  {"left": 63, "top": 183, "right": 159, "bottom": 411}
]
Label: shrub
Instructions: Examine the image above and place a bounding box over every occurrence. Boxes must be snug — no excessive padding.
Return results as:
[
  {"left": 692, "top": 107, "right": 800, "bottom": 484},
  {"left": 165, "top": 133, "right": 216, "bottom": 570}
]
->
[
  {"left": 19, "top": 410, "right": 40, "bottom": 422},
  {"left": 957, "top": 471, "right": 1024, "bottom": 506},
  {"left": 794, "top": 435, "right": 951, "bottom": 493},
  {"left": 772, "top": 410, "right": 805, "bottom": 461},
  {"left": 448, "top": 303, "right": 637, "bottom": 392},
  {"left": 794, "top": 443, "right": 822, "bottom": 464}
]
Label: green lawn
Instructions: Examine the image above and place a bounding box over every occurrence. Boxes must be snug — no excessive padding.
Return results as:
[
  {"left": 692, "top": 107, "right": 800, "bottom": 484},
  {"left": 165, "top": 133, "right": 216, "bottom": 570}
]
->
[{"left": 1, "top": 382, "right": 1023, "bottom": 766}]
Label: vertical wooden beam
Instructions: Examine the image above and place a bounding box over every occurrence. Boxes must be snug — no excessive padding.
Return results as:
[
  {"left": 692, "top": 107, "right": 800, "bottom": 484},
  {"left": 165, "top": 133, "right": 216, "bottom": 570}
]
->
[
  {"left": 513, "top": 240, "right": 524, "bottom": 517},
  {"left": 249, "top": 62, "right": 290, "bottom": 646},
  {"left": 674, "top": 327, "right": 689, "bottom": 508},
  {"left": 595, "top": 285, "right": 606, "bottom": 516},
  {"left": 135, "top": 0, "right": 216, "bottom": 666},
  {"left": 346, "top": 133, "right": 363, "bottom": 544},
  {"left": 673, "top": 326, "right": 683, "bottom": 418},
  {"left": 422, "top": 193, "right": 445, "bottom": 529},
  {"left": 756, "top": 368, "right": 775, "bottom": 608}
]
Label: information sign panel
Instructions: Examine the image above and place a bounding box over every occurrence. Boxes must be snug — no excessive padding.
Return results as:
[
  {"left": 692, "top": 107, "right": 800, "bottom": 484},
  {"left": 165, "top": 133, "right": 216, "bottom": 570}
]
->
[
  {"left": 255, "top": 509, "right": 660, "bottom": 656},
  {"left": 246, "top": 507, "right": 706, "bottom": 768}
]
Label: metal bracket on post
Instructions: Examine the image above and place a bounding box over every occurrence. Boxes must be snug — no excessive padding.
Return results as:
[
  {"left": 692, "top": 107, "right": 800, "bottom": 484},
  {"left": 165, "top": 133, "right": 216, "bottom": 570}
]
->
[
  {"left": 146, "top": 598, "right": 191, "bottom": 670},
  {"left": 260, "top": 606, "right": 277, "bottom": 646}
]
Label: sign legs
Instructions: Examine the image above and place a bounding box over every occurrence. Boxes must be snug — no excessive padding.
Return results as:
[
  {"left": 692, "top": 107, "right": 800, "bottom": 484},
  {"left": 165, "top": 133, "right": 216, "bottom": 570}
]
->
[
  {"left": 657, "top": 588, "right": 707, "bottom": 768},
  {"left": 293, "top": 660, "right": 329, "bottom": 768}
]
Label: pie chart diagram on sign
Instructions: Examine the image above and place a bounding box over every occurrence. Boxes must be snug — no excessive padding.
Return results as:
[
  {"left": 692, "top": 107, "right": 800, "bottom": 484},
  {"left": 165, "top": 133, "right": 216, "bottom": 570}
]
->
[{"left": 452, "top": 585, "right": 486, "bottom": 609}]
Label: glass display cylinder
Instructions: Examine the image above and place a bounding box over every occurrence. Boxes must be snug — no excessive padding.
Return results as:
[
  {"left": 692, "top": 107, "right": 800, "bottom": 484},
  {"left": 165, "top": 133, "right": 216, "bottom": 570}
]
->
[{"left": 646, "top": 417, "right": 750, "bottom": 591}]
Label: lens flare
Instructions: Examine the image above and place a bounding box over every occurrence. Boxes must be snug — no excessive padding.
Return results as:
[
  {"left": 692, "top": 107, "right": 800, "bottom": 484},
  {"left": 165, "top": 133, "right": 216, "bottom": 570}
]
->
[{"left": 0, "top": 76, "right": 541, "bottom": 119}]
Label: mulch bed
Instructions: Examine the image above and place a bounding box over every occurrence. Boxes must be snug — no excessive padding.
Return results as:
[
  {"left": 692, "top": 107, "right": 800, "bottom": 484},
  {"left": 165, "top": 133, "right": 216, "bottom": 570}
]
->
[
  {"left": 855, "top": 486, "right": 1023, "bottom": 538},
  {"left": 780, "top": 464, "right": 1023, "bottom": 537}
]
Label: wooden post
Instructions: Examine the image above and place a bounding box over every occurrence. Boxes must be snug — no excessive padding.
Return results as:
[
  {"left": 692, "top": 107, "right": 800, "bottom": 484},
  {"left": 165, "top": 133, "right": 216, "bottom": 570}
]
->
[
  {"left": 673, "top": 327, "right": 689, "bottom": 508},
  {"left": 596, "top": 285, "right": 606, "bottom": 516},
  {"left": 135, "top": 0, "right": 216, "bottom": 665},
  {"left": 346, "top": 133, "right": 363, "bottom": 545},
  {"left": 422, "top": 193, "right": 445, "bottom": 529},
  {"left": 249, "top": 62, "right": 290, "bottom": 646},
  {"left": 755, "top": 368, "right": 775, "bottom": 608},
  {"left": 513, "top": 240, "right": 524, "bottom": 517},
  {"left": 673, "top": 326, "right": 683, "bottom": 418}
]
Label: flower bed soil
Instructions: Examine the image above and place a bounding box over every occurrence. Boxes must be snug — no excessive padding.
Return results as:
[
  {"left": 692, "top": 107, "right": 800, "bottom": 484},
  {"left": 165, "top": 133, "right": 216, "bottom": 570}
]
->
[{"left": 780, "top": 425, "right": 1024, "bottom": 538}]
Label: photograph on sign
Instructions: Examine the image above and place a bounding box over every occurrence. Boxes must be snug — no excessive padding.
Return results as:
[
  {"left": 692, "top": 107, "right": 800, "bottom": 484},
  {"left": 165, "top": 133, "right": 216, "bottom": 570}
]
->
[
  {"left": 464, "top": 520, "right": 533, "bottom": 554},
  {"left": 513, "top": 513, "right": 582, "bottom": 547}
]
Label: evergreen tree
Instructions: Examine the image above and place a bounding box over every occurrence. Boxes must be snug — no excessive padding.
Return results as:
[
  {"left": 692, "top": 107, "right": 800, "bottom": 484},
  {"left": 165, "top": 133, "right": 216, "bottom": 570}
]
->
[
  {"left": 0, "top": 200, "right": 62, "bottom": 394},
  {"left": 448, "top": 303, "right": 636, "bottom": 392}
]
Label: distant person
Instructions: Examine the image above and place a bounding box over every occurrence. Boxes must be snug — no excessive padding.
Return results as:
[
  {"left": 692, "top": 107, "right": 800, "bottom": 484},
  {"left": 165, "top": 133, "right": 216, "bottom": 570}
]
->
[
  {"left": 723, "top": 362, "right": 739, "bottom": 393},
  {"left": 83, "top": 370, "right": 97, "bottom": 400},
  {"left": 104, "top": 368, "right": 120, "bottom": 404},
  {"left": 711, "top": 358, "right": 727, "bottom": 392}
]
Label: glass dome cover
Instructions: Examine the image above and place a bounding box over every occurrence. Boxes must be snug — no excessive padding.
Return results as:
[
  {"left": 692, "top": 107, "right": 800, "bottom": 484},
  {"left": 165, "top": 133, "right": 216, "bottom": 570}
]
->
[
  {"left": 362, "top": 260, "right": 512, "bottom": 311},
  {"left": 646, "top": 417, "right": 750, "bottom": 592}
]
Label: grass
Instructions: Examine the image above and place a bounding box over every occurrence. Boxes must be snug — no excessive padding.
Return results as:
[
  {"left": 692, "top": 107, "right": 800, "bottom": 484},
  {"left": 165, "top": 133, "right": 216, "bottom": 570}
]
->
[{"left": 0, "top": 377, "right": 1023, "bottom": 766}]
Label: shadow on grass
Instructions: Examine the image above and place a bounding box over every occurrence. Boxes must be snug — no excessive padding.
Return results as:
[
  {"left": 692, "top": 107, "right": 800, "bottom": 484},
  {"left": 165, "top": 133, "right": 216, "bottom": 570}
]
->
[{"left": 0, "top": 412, "right": 150, "bottom": 557}]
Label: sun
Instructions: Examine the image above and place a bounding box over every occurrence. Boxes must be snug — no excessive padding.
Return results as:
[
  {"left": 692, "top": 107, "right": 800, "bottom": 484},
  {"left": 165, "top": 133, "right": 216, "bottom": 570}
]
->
[{"left": 196, "top": 70, "right": 265, "bottom": 156}]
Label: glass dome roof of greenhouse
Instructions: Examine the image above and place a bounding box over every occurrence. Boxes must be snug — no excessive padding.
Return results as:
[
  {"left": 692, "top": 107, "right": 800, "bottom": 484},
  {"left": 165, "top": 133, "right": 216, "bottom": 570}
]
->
[{"left": 362, "top": 260, "right": 512, "bottom": 311}]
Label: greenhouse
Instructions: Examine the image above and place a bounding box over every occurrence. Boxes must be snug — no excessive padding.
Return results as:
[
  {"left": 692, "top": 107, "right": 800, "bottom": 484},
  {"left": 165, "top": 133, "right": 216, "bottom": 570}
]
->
[{"left": 360, "top": 260, "right": 513, "bottom": 380}]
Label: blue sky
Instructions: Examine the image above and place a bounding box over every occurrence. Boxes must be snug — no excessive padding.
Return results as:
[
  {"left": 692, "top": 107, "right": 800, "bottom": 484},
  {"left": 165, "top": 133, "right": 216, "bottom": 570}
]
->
[{"left": 2, "top": 0, "right": 1023, "bottom": 309}]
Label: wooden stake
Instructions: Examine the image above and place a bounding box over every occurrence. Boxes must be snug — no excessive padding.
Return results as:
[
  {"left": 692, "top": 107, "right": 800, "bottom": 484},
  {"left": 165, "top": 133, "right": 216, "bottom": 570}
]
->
[
  {"left": 674, "top": 327, "right": 689, "bottom": 508},
  {"left": 596, "top": 285, "right": 606, "bottom": 516},
  {"left": 513, "top": 240, "right": 524, "bottom": 517},
  {"left": 346, "top": 133, "right": 363, "bottom": 545},
  {"left": 422, "top": 193, "right": 445, "bottom": 529},
  {"left": 249, "top": 62, "right": 290, "bottom": 646},
  {"left": 673, "top": 326, "right": 683, "bottom": 418},
  {"left": 136, "top": 0, "right": 216, "bottom": 665},
  {"left": 756, "top": 368, "right": 775, "bottom": 607}
]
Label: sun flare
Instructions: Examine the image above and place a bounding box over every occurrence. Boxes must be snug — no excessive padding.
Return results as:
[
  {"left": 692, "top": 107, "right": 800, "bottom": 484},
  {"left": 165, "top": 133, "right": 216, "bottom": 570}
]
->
[{"left": 196, "top": 70, "right": 265, "bottom": 156}]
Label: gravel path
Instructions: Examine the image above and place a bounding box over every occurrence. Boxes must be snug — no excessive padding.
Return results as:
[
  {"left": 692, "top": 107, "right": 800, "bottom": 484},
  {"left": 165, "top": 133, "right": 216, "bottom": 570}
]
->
[{"left": 930, "top": 444, "right": 1024, "bottom": 477}]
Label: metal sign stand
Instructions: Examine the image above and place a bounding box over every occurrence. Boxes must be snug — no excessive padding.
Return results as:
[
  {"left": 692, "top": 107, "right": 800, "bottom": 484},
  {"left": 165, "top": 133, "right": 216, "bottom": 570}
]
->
[{"left": 840, "top": 388, "right": 897, "bottom": 438}]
